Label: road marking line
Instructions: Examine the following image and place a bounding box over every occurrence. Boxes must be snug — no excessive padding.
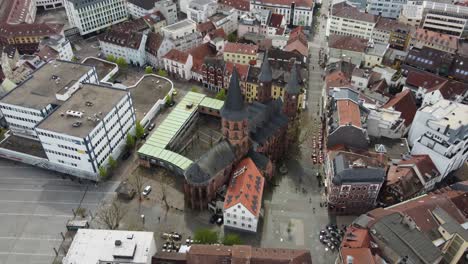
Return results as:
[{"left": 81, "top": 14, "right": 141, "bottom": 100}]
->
[
  {"left": 0, "top": 213, "right": 73, "bottom": 217},
  {"left": 0, "top": 237, "right": 61, "bottom": 241},
  {"left": 0, "top": 200, "right": 99, "bottom": 206},
  {"left": 0, "top": 188, "right": 113, "bottom": 194},
  {"left": 0, "top": 252, "right": 55, "bottom": 256}
]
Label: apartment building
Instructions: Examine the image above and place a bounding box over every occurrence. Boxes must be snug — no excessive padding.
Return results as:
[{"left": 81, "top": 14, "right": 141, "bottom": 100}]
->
[
  {"left": 372, "top": 17, "right": 411, "bottom": 50},
  {"left": 126, "top": 0, "right": 158, "bottom": 18},
  {"left": 160, "top": 19, "right": 202, "bottom": 55},
  {"left": 399, "top": 0, "right": 424, "bottom": 27},
  {"left": 163, "top": 49, "right": 193, "bottom": 80},
  {"left": 36, "top": 0, "right": 64, "bottom": 10},
  {"left": 223, "top": 158, "right": 264, "bottom": 232},
  {"left": 38, "top": 34, "right": 74, "bottom": 61},
  {"left": 366, "top": 0, "right": 408, "bottom": 19},
  {"left": 154, "top": 0, "right": 178, "bottom": 25},
  {"left": 250, "top": 0, "right": 314, "bottom": 27},
  {"left": 187, "top": 0, "right": 218, "bottom": 23},
  {"left": 328, "top": 1, "right": 378, "bottom": 40},
  {"left": 223, "top": 42, "right": 258, "bottom": 65},
  {"left": 63, "top": 0, "right": 128, "bottom": 36},
  {"left": 99, "top": 30, "right": 148, "bottom": 67},
  {"left": 408, "top": 99, "right": 468, "bottom": 178},
  {"left": 410, "top": 28, "right": 459, "bottom": 54},
  {"left": 209, "top": 7, "right": 239, "bottom": 35}
]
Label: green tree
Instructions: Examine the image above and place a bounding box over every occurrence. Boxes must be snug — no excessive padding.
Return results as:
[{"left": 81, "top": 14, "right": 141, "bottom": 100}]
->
[
  {"left": 191, "top": 86, "right": 199, "bottom": 92},
  {"left": 215, "top": 89, "right": 226, "bottom": 101},
  {"left": 71, "top": 56, "right": 79, "bottom": 62},
  {"left": 108, "top": 155, "right": 117, "bottom": 170},
  {"left": 116, "top": 57, "right": 128, "bottom": 69},
  {"left": 135, "top": 121, "right": 145, "bottom": 139},
  {"left": 228, "top": 32, "right": 238, "bottom": 42},
  {"left": 223, "top": 233, "right": 242, "bottom": 245},
  {"left": 126, "top": 133, "right": 135, "bottom": 149},
  {"left": 157, "top": 69, "right": 168, "bottom": 77},
  {"left": 194, "top": 228, "right": 218, "bottom": 244},
  {"left": 106, "top": 54, "right": 116, "bottom": 62},
  {"left": 75, "top": 207, "right": 87, "bottom": 218},
  {"left": 145, "top": 66, "right": 153, "bottom": 74},
  {"left": 165, "top": 94, "right": 173, "bottom": 106},
  {"left": 99, "top": 166, "right": 108, "bottom": 181}
]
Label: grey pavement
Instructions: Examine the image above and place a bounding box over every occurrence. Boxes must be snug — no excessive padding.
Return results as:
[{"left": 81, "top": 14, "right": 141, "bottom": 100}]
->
[{"left": 0, "top": 159, "right": 118, "bottom": 264}]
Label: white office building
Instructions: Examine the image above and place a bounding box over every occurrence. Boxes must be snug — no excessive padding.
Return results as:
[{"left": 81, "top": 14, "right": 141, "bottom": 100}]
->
[
  {"left": 327, "top": 1, "right": 378, "bottom": 40},
  {"left": 408, "top": 100, "right": 468, "bottom": 178},
  {"left": 421, "top": 1, "right": 468, "bottom": 38},
  {"left": 39, "top": 35, "right": 74, "bottom": 61},
  {"left": 126, "top": 0, "right": 158, "bottom": 18},
  {"left": 366, "top": 0, "right": 407, "bottom": 19},
  {"left": 0, "top": 60, "right": 98, "bottom": 139},
  {"left": 160, "top": 19, "right": 202, "bottom": 54},
  {"left": 63, "top": 229, "right": 156, "bottom": 264},
  {"left": 366, "top": 105, "right": 407, "bottom": 139},
  {"left": 63, "top": 0, "right": 128, "bottom": 36},
  {"left": 99, "top": 31, "right": 148, "bottom": 67},
  {"left": 399, "top": 0, "right": 424, "bottom": 27},
  {"left": 36, "top": 84, "right": 135, "bottom": 175},
  {"left": 36, "top": 0, "right": 64, "bottom": 10},
  {"left": 154, "top": 0, "right": 178, "bottom": 25},
  {"left": 250, "top": 0, "right": 314, "bottom": 27},
  {"left": 187, "top": 0, "right": 218, "bottom": 23}
]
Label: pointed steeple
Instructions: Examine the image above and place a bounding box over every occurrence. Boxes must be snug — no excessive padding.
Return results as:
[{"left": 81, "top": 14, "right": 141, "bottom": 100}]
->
[
  {"left": 285, "top": 65, "right": 301, "bottom": 95},
  {"left": 220, "top": 67, "right": 248, "bottom": 121},
  {"left": 258, "top": 52, "right": 272, "bottom": 83}
]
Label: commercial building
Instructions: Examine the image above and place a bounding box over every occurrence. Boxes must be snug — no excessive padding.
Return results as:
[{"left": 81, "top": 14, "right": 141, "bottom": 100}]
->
[
  {"left": 408, "top": 99, "right": 468, "bottom": 178},
  {"left": 421, "top": 1, "right": 468, "bottom": 38},
  {"left": 223, "top": 42, "right": 258, "bottom": 65},
  {"left": 160, "top": 19, "right": 202, "bottom": 54},
  {"left": 219, "top": 0, "right": 250, "bottom": 18},
  {"left": 99, "top": 30, "right": 148, "bottom": 67},
  {"left": 187, "top": 0, "right": 218, "bottom": 23},
  {"left": 399, "top": 0, "right": 424, "bottom": 27},
  {"left": 163, "top": 49, "right": 193, "bottom": 80},
  {"left": 63, "top": 0, "right": 128, "bottom": 36},
  {"left": 328, "top": 2, "right": 378, "bottom": 40},
  {"left": 366, "top": 0, "right": 408, "bottom": 19},
  {"left": 63, "top": 229, "right": 156, "bottom": 264},
  {"left": 208, "top": 7, "right": 239, "bottom": 35},
  {"left": 154, "top": 0, "right": 178, "bottom": 25},
  {"left": 250, "top": 0, "right": 314, "bottom": 27},
  {"left": 372, "top": 17, "right": 412, "bottom": 51},
  {"left": 410, "top": 28, "right": 459, "bottom": 54},
  {"left": 36, "top": 0, "right": 64, "bottom": 10},
  {"left": 0, "top": 23, "right": 65, "bottom": 54},
  {"left": 126, "top": 0, "right": 158, "bottom": 18},
  {"left": 325, "top": 150, "right": 386, "bottom": 215},
  {"left": 328, "top": 35, "right": 370, "bottom": 66},
  {"left": 38, "top": 34, "right": 74, "bottom": 61},
  {"left": 223, "top": 157, "right": 264, "bottom": 232}
]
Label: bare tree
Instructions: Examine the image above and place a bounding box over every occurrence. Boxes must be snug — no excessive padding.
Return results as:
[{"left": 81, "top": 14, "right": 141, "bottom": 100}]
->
[
  {"left": 160, "top": 171, "right": 170, "bottom": 211},
  {"left": 129, "top": 173, "right": 145, "bottom": 202},
  {"left": 96, "top": 199, "right": 126, "bottom": 230}
]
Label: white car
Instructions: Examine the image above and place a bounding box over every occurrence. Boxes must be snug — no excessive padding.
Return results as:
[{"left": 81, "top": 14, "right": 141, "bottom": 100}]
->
[{"left": 142, "top": 186, "right": 152, "bottom": 196}]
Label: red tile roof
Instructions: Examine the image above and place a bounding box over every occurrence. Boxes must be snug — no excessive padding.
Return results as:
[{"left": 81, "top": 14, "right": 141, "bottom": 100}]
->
[
  {"left": 284, "top": 40, "right": 308, "bottom": 57},
  {"left": 207, "top": 28, "right": 226, "bottom": 40},
  {"left": 224, "top": 157, "right": 265, "bottom": 216},
  {"left": 188, "top": 43, "right": 217, "bottom": 61},
  {"left": 100, "top": 30, "right": 143, "bottom": 49},
  {"left": 163, "top": 49, "right": 189, "bottom": 64},
  {"left": 340, "top": 248, "right": 376, "bottom": 264},
  {"left": 111, "top": 18, "right": 149, "bottom": 33},
  {"left": 197, "top": 21, "right": 216, "bottom": 34},
  {"left": 7, "top": 0, "right": 34, "bottom": 24},
  {"left": 225, "top": 62, "right": 249, "bottom": 81},
  {"left": 341, "top": 226, "right": 371, "bottom": 248},
  {"left": 224, "top": 42, "right": 258, "bottom": 55},
  {"left": 413, "top": 28, "right": 458, "bottom": 51},
  {"left": 405, "top": 69, "right": 446, "bottom": 89},
  {"left": 0, "top": 23, "right": 64, "bottom": 38},
  {"left": 329, "top": 35, "right": 369, "bottom": 53},
  {"left": 257, "top": 0, "right": 313, "bottom": 8},
  {"left": 145, "top": 32, "right": 163, "bottom": 56},
  {"left": 142, "top": 11, "right": 166, "bottom": 25},
  {"left": 219, "top": 0, "right": 250, "bottom": 11},
  {"left": 332, "top": 1, "right": 378, "bottom": 23},
  {"left": 337, "top": 100, "right": 361, "bottom": 127},
  {"left": 326, "top": 71, "right": 351, "bottom": 89},
  {"left": 383, "top": 89, "right": 417, "bottom": 126},
  {"left": 428, "top": 79, "right": 468, "bottom": 100},
  {"left": 269, "top": 14, "right": 283, "bottom": 28},
  {"left": 399, "top": 155, "right": 439, "bottom": 179}
]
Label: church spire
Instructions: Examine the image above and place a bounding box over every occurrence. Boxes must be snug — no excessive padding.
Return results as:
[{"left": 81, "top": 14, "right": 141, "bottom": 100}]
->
[
  {"left": 220, "top": 67, "right": 248, "bottom": 121},
  {"left": 258, "top": 52, "right": 272, "bottom": 83}
]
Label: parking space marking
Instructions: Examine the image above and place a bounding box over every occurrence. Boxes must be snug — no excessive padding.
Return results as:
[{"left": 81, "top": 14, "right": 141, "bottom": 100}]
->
[
  {"left": 0, "top": 213, "right": 73, "bottom": 217},
  {"left": 0, "top": 237, "right": 61, "bottom": 241}
]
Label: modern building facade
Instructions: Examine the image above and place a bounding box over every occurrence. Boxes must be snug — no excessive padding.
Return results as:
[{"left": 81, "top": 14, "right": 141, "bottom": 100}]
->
[
  {"left": 328, "top": 1, "right": 378, "bottom": 40},
  {"left": 63, "top": 0, "right": 128, "bottom": 36},
  {"left": 38, "top": 34, "right": 74, "bottom": 61},
  {"left": 36, "top": 0, "right": 64, "bottom": 10},
  {"left": 187, "top": 0, "right": 218, "bottom": 23},
  {"left": 408, "top": 99, "right": 468, "bottom": 178},
  {"left": 366, "top": 0, "right": 407, "bottom": 19},
  {"left": 250, "top": 0, "right": 314, "bottom": 27},
  {"left": 154, "top": 0, "right": 178, "bottom": 25},
  {"left": 421, "top": 1, "right": 468, "bottom": 38}
]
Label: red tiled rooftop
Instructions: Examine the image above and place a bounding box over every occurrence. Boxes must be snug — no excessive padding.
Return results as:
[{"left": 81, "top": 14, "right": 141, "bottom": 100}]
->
[
  {"left": 405, "top": 69, "right": 446, "bottom": 89},
  {"left": 163, "top": 49, "right": 189, "bottom": 64},
  {"left": 207, "top": 28, "right": 226, "bottom": 40},
  {"left": 269, "top": 14, "right": 283, "bottom": 28},
  {"left": 284, "top": 40, "right": 308, "bottom": 57},
  {"left": 257, "top": 0, "right": 313, "bottom": 8},
  {"left": 224, "top": 157, "right": 265, "bottom": 216},
  {"left": 0, "top": 23, "right": 64, "bottom": 38},
  {"left": 383, "top": 89, "right": 417, "bottom": 126},
  {"left": 197, "top": 21, "right": 216, "bottom": 34},
  {"left": 340, "top": 248, "right": 376, "bottom": 264},
  {"left": 399, "top": 155, "right": 439, "bottom": 179},
  {"left": 7, "top": 0, "right": 34, "bottom": 24},
  {"left": 329, "top": 35, "right": 368, "bottom": 53},
  {"left": 413, "top": 28, "right": 458, "bottom": 51},
  {"left": 326, "top": 71, "right": 351, "bottom": 89},
  {"left": 188, "top": 43, "right": 217, "bottom": 61},
  {"left": 225, "top": 62, "right": 249, "bottom": 81},
  {"left": 145, "top": 32, "right": 163, "bottom": 56},
  {"left": 341, "top": 226, "right": 371, "bottom": 248},
  {"left": 224, "top": 42, "right": 258, "bottom": 55},
  {"left": 219, "top": 0, "right": 250, "bottom": 11},
  {"left": 337, "top": 99, "right": 361, "bottom": 128}
]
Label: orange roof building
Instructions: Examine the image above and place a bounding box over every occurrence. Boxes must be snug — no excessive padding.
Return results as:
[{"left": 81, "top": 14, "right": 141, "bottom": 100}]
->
[{"left": 223, "top": 157, "right": 265, "bottom": 232}]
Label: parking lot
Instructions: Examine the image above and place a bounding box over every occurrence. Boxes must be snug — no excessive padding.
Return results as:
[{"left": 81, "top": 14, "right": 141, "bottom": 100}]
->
[{"left": 0, "top": 159, "right": 119, "bottom": 264}]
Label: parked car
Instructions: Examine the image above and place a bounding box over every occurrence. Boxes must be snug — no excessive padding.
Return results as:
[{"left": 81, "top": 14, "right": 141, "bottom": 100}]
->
[
  {"left": 141, "top": 132, "right": 149, "bottom": 140},
  {"left": 142, "top": 185, "right": 152, "bottom": 196},
  {"left": 148, "top": 123, "right": 155, "bottom": 131}
]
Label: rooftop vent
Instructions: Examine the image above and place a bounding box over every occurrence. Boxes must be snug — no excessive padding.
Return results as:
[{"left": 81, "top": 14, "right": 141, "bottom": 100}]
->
[
  {"left": 72, "top": 121, "right": 82, "bottom": 127},
  {"left": 85, "top": 101, "right": 93, "bottom": 107},
  {"left": 66, "top": 110, "right": 83, "bottom": 118},
  {"left": 115, "top": 240, "right": 122, "bottom": 246}
]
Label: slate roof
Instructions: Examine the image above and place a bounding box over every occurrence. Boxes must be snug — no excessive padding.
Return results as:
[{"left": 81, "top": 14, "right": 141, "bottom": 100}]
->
[
  {"left": 247, "top": 150, "right": 270, "bottom": 171},
  {"left": 331, "top": 151, "right": 385, "bottom": 185},
  {"left": 184, "top": 140, "right": 236, "bottom": 185},
  {"left": 224, "top": 157, "right": 264, "bottom": 216},
  {"left": 248, "top": 100, "right": 288, "bottom": 145},
  {"left": 285, "top": 65, "right": 301, "bottom": 94},
  {"left": 221, "top": 67, "right": 249, "bottom": 121},
  {"left": 145, "top": 32, "right": 163, "bottom": 57},
  {"left": 370, "top": 213, "right": 442, "bottom": 264},
  {"left": 99, "top": 30, "right": 143, "bottom": 49},
  {"left": 405, "top": 47, "right": 454, "bottom": 74},
  {"left": 258, "top": 52, "right": 272, "bottom": 82}
]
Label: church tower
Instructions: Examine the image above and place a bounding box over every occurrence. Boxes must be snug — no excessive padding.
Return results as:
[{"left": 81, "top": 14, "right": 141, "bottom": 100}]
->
[
  {"left": 283, "top": 65, "right": 301, "bottom": 119},
  {"left": 257, "top": 52, "right": 273, "bottom": 103},
  {"left": 220, "top": 67, "right": 250, "bottom": 158}
]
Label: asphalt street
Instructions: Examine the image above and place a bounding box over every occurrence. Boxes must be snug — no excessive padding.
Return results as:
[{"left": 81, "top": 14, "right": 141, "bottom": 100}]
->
[{"left": 0, "top": 159, "right": 118, "bottom": 264}]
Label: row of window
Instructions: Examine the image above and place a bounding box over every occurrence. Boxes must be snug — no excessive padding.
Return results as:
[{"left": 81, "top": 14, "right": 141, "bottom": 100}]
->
[
  {"left": 45, "top": 148, "right": 81, "bottom": 160},
  {"left": 226, "top": 213, "right": 252, "bottom": 221},
  {"left": 3, "top": 114, "right": 37, "bottom": 124},
  {"left": 38, "top": 131, "right": 82, "bottom": 145},
  {"left": 0, "top": 105, "right": 41, "bottom": 117},
  {"left": 58, "top": 144, "right": 79, "bottom": 152},
  {"left": 57, "top": 160, "right": 78, "bottom": 167},
  {"left": 225, "top": 220, "right": 252, "bottom": 228}
]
